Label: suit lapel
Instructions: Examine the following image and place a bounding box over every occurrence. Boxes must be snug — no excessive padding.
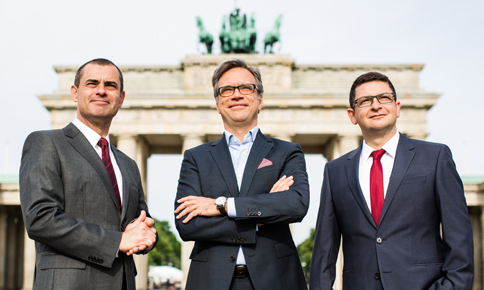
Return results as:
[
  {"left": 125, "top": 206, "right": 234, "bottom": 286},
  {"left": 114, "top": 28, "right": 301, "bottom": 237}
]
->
[
  {"left": 210, "top": 134, "right": 239, "bottom": 197},
  {"left": 111, "top": 147, "right": 129, "bottom": 220},
  {"left": 63, "top": 123, "right": 121, "bottom": 211},
  {"left": 344, "top": 145, "right": 378, "bottom": 229},
  {"left": 239, "top": 131, "right": 273, "bottom": 197},
  {"left": 379, "top": 134, "right": 415, "bottom": 224}
]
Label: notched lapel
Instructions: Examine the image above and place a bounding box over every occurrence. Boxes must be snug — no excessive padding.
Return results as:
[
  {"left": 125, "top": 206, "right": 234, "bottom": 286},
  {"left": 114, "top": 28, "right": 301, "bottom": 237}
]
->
[
  {"left": 379, "top": 135, "right": 415, "bottom": 224},
  {"left": 210, "top": 136, "right": 239, "bottom": 197},
  {"left": 63, "top": 123, "right": 121, "bottom": 212},
  {"left": 239, "top": 132, "right": 273, "bottom": 197},
  {"left": 345, "top": 146, "right": 378, "bottom": 229}
]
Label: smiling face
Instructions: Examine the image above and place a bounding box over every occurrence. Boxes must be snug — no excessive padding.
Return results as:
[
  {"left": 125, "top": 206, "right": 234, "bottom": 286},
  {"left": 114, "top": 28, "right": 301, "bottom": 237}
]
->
[
  {"left": 71, "top": 63, "right": 125, "bottom": 134},
  {"left": 347, "top": 80, "right": 400, "bottom": 141},
  {"left": 215, "top": 67, "right": 263, "bottom": 133}
]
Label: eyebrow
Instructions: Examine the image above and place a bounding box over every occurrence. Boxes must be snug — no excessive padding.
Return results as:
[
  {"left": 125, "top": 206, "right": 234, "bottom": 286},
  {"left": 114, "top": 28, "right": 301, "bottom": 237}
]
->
[{"left": 84, "top": 79, "right": 119, "bottom": 88}]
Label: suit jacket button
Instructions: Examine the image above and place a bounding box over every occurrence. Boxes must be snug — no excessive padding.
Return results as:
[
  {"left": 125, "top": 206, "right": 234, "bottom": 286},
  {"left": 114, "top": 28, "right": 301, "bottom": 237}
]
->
[
  {"left": 246, "top": 213, "right": 250, "bottom": 216},
  {"left": 257, "top": 211, "right": 261, "bottom": 216},
  {"left": 376, "top": 237, "right": 382, "bottom": 244},
  {"left": 374, "top": 273, "right": 381, "bottom": 280},
  {"left": 229, "top": 256, "right": 236, "bottom": 263}
]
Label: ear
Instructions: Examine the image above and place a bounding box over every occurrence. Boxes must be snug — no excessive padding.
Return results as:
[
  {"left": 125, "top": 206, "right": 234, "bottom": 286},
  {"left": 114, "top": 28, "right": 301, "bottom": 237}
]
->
[
  {"left": 396, "top": 101, "right": 401, "bottom": 118},
  {"left": 347, "top": 108, "right": 358, "bottom": 125},
  {"left": 215, "top": 98, "right": 221, "bottom": 114},
  {"left": 258, "top": 95, "right": 263, "bottom": 113},
  {"left": 71, "top": 85, "right": 78, "bottom": 102},
  {"left": 119, "top": 91, "right": 126, "bottom": 108}
]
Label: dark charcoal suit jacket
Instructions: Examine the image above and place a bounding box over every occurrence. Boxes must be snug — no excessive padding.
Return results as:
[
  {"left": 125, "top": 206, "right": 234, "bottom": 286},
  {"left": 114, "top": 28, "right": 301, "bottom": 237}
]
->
[
  {"left": 175, "top": 131, "right": 310, "bottom": 290},
  {"left": 20, "top": 123, "right": 156, "bottom": 290},
  {"left": 310, "top": 134, "right": 474, "bottom": 290}
]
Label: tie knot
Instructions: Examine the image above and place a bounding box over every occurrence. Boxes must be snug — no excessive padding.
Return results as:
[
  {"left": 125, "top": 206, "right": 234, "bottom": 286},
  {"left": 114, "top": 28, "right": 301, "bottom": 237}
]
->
[
  {"left": 97, "top": 137, "right": 108, "bottom": 148},
  {"left": 372, "top": 149, "right": 385, "bottom": 161}
]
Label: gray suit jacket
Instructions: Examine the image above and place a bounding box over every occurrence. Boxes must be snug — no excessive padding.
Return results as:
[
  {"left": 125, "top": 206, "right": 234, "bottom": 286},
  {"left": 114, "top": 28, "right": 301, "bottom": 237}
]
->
[
  {"left": 20, "top": 123, "right": 155, "bottom": 290},
  {"left": 309, "top": 134, "right": 474, "bottom": 290},
  {"left": 175, "top": 131, "right": 310, "bottom": 290}
]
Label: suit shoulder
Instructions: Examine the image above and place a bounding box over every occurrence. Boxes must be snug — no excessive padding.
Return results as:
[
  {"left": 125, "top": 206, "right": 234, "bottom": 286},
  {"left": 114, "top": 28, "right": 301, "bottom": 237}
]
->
[
  {"left": 327, "top": 147, "right": 360, "bottom": 165},
  {"left": 185, "top": 140, "right": 216, "bottom": 154},
  {"left": 404, "top": 137, "right": 451, "bottom": 154},
  {"left": 24, "top": 129, "right": 64, "bottom": 144}
]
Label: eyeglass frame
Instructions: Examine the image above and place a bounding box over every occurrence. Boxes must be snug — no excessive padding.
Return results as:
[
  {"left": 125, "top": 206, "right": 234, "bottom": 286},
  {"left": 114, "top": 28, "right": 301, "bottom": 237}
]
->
[
  {"left": 353, "top": 93, "right": 397, "bottom": 108},
  {"left": 217, "top": 84, "right": 260, "bottom": 98}
]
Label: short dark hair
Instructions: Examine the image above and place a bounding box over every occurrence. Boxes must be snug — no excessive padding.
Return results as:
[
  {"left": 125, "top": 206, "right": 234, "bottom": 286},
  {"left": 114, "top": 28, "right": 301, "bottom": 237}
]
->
[
  {"left": 349, "top": 72, "right": 396, "bottom": 108},
  {"left": 74, "top": 58, "right": 124, "bottom": 92},
  {"left": 211, "top": 58, "right": 264, "bottom": 100}
]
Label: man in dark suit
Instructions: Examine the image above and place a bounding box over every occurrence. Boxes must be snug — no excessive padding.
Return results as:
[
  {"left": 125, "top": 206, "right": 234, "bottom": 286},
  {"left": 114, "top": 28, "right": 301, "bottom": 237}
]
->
[
  {"left": 309, "top": 72, "right": 474, "bottom": 290},
  {"left": 20, "top": 58, "right": 157, "bottom": 290},
  {"left": 174, "top": 58, "right": 309, "bottom": 290}
]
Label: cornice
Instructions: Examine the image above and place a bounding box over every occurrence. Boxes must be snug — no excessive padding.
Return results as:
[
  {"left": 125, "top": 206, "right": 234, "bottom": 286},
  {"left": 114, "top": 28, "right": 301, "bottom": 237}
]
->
[
  {"left": 54, "top": 65, "right": 183, "bottom": 73},
  {"left": 293, "top": 64, "right": 424, "bottom": 72}
]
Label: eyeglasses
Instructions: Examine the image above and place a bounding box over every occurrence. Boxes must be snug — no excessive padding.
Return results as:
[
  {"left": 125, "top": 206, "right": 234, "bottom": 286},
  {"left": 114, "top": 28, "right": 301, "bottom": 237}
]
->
[
  {"left": 353, "top": 93, "right": 396, "bottom": 108},
  {"left": 217, "top": 84, "right": 259, "bottom": 97}
]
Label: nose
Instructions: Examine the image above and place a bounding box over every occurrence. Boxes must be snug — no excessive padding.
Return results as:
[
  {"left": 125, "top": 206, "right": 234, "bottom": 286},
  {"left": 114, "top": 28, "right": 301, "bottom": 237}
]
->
[
  {"left": 231, "top": 87, "right": 244, "bottom": 99},
  {"left": 96, "top": 84, "right": 107, "bottom": 96},
  {"left": 370, "top": 96, "right": 382, "bottom": 110}
]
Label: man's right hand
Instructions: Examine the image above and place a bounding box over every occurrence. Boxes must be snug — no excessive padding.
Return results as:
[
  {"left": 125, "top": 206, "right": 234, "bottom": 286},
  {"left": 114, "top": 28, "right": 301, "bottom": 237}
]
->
[{"left": 119, "top": 210, "right": 157, "bottom": 256}]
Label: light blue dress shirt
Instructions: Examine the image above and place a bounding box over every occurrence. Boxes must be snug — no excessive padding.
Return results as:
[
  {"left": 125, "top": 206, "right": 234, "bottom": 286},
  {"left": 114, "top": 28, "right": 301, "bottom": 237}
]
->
[{"left": 224, "top": 126, "right": 259, "bottom": 265}]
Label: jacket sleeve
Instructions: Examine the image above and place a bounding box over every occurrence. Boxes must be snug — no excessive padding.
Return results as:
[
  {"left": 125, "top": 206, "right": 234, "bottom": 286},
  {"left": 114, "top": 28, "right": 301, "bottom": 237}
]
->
[
  {"left": 309, "top": 164, "right": 340, "bottom": 290},
  {"left": 20, "top": 131, "right": 122, "bottom": 268},
  {"left": 233, "top": 143, "right": 310, "bottom": 225},
  {"left": 175, "top": 149, "right": 258, "bottom": 244},
  {"left": 427, "top": 145, "right": 474, "bottom": 290}
]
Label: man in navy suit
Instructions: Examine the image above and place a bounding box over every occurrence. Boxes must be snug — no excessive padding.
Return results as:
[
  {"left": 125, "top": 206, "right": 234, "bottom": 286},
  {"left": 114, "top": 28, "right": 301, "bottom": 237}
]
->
[
  {"left": 309, "top": 72, "right": 474, "bottom": 290},
  {"left": 174, "top": 59, "right": 309, "bottom": 290}
]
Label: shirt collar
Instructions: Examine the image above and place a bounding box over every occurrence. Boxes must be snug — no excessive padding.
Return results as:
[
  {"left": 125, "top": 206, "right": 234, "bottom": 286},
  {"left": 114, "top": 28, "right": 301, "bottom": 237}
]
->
[
  {"left": 225, "top": 126, "right": 259, "bottom": 145},
  {"left": 361, "top": 131, "right": 400, "bottom": 160},
  {"left": 73, "top": 118, "right": 111, "bottom": 148}
]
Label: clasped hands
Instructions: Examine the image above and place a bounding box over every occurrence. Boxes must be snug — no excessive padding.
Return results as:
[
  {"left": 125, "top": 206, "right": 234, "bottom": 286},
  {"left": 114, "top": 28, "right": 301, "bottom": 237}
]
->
[
  {"left": 119, "top": 210, "right": 157, "bottom": 256},
  {"left": 175, "top": 175, "right": 294, "bottom": 224}
]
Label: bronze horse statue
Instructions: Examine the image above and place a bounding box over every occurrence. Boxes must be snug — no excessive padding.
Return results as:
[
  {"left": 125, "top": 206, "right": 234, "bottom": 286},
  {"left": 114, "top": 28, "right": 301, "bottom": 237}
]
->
[
  {"left": 196, "top": 16, "right": 213, "bottom": 54},
  {"left": 264, "top": 15, "right": 282, "bottom": 54}
]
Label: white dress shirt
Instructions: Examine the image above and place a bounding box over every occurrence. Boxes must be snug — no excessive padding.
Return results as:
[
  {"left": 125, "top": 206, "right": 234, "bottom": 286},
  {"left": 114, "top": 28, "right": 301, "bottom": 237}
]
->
[
  {"left": 73, "top": 118, "right": 124, "bottom": 203},
  {"left": 359, "top": 132, "right": 400, "bottom": 213},
  {"left": 224, "top": 126, "right": 259, "bottom": 265}
]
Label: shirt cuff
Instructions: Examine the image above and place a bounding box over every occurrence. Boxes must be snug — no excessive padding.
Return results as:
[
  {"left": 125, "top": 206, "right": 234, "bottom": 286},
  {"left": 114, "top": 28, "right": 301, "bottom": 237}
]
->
[{"left": 227, "top": 197, "right": 236, "bottom": 218}]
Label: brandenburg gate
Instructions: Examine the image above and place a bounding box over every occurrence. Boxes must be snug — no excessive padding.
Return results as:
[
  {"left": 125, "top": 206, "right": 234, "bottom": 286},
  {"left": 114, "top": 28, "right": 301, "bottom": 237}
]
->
[{"left": 1, "top": 53, "right": 484, "bottom": 290}]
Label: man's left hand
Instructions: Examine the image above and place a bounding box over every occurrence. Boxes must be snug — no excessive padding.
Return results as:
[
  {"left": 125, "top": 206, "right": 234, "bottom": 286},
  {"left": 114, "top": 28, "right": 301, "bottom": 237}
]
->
[{"left": 175, "top": 196, "right": 219, "bottom": 223}]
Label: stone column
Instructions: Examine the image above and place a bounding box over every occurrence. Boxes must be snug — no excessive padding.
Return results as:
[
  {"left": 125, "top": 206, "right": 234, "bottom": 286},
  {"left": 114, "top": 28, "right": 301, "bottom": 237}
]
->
[
  {"left": 470, "top": 206, "right": 484, "bottom": 290},
  {"left": 322, "top": 135, "right": 360, "bottom": 290},
  {"left": 117, "top": 134, "right": 149, "bottom": 290},
  {"left": 22, "top": 228, "right": 35, "bottom": 290},
  {"left": 0, "top": 207, "right": 6, "bottom": 289},
  {"left": 180, "top": 134, "right": 205, "bottom": 290}
]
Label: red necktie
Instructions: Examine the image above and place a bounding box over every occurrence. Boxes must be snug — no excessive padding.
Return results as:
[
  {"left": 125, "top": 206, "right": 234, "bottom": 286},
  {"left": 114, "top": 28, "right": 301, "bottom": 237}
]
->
[
  {"left": 98, "top": 138, "right": 122, "bottom": 212},
  {"left": 370, "top": 149, "right": 385, "bottom": 226}
]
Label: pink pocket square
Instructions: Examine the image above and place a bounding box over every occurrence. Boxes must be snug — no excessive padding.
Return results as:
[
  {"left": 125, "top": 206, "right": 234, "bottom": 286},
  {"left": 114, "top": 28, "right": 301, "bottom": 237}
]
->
[{"left": 257, "top": 158, "right": 273, "bottom": 169}]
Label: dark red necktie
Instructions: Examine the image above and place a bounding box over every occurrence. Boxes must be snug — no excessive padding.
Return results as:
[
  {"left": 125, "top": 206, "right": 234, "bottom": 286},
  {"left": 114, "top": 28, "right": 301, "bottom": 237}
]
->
[
  {"left": 97, "top": 138, "right": 122, "bottom": 212},
  {"left": 370, "top": 149, "right": 385, "bottom": 226}
]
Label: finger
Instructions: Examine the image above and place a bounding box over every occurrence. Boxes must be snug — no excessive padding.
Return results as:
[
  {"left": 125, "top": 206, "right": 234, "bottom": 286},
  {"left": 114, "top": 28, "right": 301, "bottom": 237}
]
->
[
  {"left": 137, "top": 210, "right": 147, "bottom": 222},
  {"left": 144, "top": 218, "right": 155, "bottom": 227},
  {"left": 182, "top": 210, "right": 199, "bottom": 223},
  {"left": 177, "top": 195, "right": 199, "bottom": 203}
]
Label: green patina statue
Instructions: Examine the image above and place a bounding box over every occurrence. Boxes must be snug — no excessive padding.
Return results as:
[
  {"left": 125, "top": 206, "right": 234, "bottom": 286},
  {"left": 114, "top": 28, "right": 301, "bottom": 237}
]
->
[
  {"left": 196, "top": 16, "right": 214, "bottom": 54},
  {"left": 264, "top": 15, "right": 282, "bottom": 54},
  {"left": 197, "top": 8, "right": 281, "bottom": 54},
  {"left": 219, "top": 8, "right": 257, "bottom": 53}
]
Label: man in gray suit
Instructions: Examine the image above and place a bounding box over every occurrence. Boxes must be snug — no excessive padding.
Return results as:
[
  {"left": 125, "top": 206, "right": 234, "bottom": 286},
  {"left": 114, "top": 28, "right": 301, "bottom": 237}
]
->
[
  {"left": 20, "top": 58, "right": 158, "bottom": 290},
  {"left": 309, "top": 72, "right": 473, "bottom": 289},
  {"left": 174, "top": 59, "right": 309, "bottom": 290}
]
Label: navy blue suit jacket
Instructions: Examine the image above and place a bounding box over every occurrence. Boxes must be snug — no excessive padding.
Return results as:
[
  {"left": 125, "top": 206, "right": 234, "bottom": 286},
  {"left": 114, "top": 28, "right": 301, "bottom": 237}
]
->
[
  {"left": 310, "top": 134, "right": 473, "bottom": 290},
  {"left": 175, "top": 131, "right": 309, "bottom": 290}
]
